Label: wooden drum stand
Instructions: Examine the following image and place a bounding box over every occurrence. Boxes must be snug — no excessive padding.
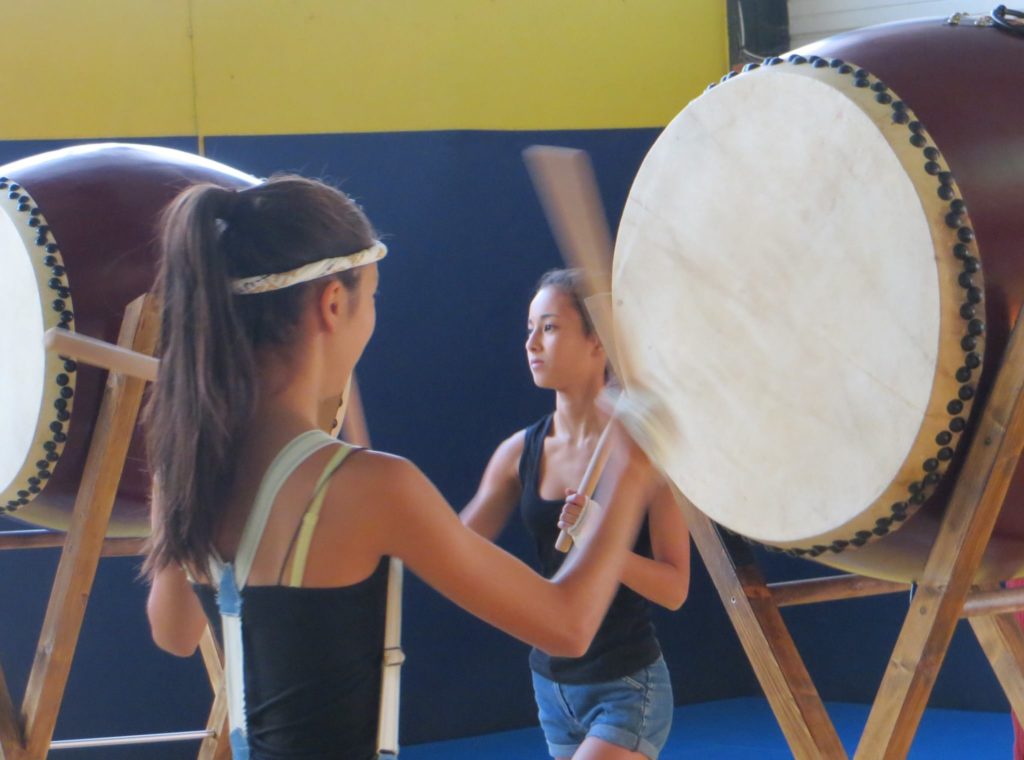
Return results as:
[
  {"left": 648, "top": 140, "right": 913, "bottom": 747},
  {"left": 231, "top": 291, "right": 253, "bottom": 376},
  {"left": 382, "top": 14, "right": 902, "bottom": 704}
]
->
[
  {"left": 0, "top": 293, "right": 230, "bottom": 760},
  {"left": 525, "top": 145, "right": 1024, "bottom": 760},
  {"left": 0, "top": 291, "right": 401, "bottom": 759},
  {"left": 685, "top": 299, "right": 1024, "bottom": 759}
]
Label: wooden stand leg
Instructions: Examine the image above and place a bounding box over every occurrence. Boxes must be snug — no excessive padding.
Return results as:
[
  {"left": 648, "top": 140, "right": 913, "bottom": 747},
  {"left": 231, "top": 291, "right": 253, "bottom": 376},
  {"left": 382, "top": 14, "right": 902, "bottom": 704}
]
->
[
  {"left": 0, "top": 293, "right": 251, "bottom": 758},
  {"left": 854, "top": 312, "right": 1024, "bottom": 759},
  {"left": 678, "top": 494, "right": 847, "bottom": 760},
  {"left": 855, "top": 333, "right": 1024, "bottom": 756},
  {"left": 197, "top": 627, "right": 230, "bottom": 760},
  {"left": 0, "top": 659, "right": 24, "bottom": 760},
  {"left": 969, "top": 612, "right": 1024, "bottom": 721},
  {"left": 14, "top": 295, "right": 159, "bottom": 760}
]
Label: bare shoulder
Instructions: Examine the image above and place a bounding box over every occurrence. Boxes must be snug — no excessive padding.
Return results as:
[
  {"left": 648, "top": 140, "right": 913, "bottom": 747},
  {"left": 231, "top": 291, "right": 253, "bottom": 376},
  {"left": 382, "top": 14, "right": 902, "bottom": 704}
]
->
[
  {"left": 290, "top": 448, "right": 428, "bottom": 585},
  {"left": 334, "top": 447, "right": 423, "bottom": 494},
  {"left": 311, "top": 447, "right": 433, "bottom": 557},
  {"left": 490, "top": 428, "right": 526, "bottom": 474}
]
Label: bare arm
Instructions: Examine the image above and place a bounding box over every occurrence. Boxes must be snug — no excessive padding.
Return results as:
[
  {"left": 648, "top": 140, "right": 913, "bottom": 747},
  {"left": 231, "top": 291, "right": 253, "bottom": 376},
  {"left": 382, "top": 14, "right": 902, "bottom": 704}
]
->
[
  {"left": 147, "top": 562, "right": 207, "bottom": 657},
  {"left": 145, "top": 427, "right": 652, "bottom": 659},
  {"left": 375, "top": 429, "right": 654, "bottom": 657},
  {"left": 459, "top": 431, "right": 524, "bottom": 540},
  {"left": 146, "top": 489, "right": 208, "bottom": 657},
  {"left": 620, "top": 483, "right": 690, "bottom": 609},
  {"left": 560, "top": 479, "right": 690, "bottom": 610}
]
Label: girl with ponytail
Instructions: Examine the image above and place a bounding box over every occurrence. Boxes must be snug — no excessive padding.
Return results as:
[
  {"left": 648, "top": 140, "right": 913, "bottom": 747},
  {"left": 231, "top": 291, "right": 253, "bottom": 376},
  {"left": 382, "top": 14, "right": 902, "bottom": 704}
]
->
[{"left": 144, "top": 175, "right": 656, "bottom": 760}]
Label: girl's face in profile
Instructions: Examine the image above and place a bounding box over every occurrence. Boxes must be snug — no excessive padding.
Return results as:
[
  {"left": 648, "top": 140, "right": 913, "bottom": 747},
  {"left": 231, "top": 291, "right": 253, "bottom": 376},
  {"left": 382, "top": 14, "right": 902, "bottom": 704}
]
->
[{"left": 525, "top": 286, "right": 602, "bottom": 390}]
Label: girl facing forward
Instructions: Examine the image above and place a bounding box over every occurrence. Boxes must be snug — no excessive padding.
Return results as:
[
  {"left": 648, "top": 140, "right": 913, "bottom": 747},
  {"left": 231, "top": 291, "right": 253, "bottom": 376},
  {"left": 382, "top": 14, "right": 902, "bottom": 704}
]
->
[
  {"left": 461, "top": 269, "right": 690, "bottom": 760},
  {"left": 144, "top": 177, "right": 658, "bottom": 760}
]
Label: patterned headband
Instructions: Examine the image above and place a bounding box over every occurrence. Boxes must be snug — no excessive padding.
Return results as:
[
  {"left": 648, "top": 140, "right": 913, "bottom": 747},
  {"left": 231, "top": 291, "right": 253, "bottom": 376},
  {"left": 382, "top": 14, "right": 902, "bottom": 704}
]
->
[{"left": 230, "top": 241, "right": 387, "bottom": 295}]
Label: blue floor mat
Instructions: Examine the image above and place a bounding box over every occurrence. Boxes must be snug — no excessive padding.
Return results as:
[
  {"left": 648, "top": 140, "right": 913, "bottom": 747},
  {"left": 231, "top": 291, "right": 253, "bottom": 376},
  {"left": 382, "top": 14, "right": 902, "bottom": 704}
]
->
[{"left": 402, "top": 697, "right": 1013, "bottom": 759}]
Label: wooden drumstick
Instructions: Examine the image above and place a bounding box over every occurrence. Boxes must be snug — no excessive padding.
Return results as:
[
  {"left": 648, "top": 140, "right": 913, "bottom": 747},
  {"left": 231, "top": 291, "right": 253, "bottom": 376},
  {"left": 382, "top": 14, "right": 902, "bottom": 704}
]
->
[
  {"left": 321, "top": 374, "right": 357, "bottom": 437},
  {"left": 522, "top": 147, "right": 614, "bottom": 295},
  {"left": 44, "top": 327, "right": 158, "bottom": 381},
  {"left": 320, "top": 391, "right": 346, "bottom": 434},
  {"left": 524, "top": 145, "right": 635, "bottom": 552},
  {"left": 337, "top": 373, "right": 372, "bottom": 448},
  {"left": 334, "top": 373, "right": 404, "bottom": 758},
  {"left": 555, "top": 418, "right": 615, "bottom": 552},
  {"left": 522, "top": 146, "right": 628, "bottom": 380}
]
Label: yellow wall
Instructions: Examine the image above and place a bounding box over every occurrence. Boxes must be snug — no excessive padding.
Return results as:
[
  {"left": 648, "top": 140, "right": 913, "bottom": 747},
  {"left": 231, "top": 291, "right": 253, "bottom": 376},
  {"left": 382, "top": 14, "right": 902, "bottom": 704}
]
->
[
  {"left": 3, "top": 0, "right": 727, "bottom": 139},
  {"left": 4, "top": 1, "right": 196, "bottom": 139}
]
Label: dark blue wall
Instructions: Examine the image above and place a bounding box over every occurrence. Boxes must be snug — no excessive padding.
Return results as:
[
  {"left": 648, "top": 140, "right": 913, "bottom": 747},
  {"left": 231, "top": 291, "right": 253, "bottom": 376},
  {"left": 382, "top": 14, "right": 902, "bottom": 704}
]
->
[
  {"left": 201, "top": 129, "right": 760, "bottom": 743},
  {"left": 0, "top": 130, "right": 1007, "bottom": 757}
]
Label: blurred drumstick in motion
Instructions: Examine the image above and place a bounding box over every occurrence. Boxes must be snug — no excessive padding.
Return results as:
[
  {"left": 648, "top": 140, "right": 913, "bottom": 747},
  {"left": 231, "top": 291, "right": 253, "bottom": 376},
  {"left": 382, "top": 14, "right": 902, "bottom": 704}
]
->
[
  {"left": 523, "top": 146, "right": 624, "bottom": 379},
  {"left": 525, "top": 146, "right": 618, "bottom": 552},
  {"left": 524, "top": 146, "right": 676, "bottom": 552},
  {"left": 329, "top": 374, "right": 371, "bottom": 446}
]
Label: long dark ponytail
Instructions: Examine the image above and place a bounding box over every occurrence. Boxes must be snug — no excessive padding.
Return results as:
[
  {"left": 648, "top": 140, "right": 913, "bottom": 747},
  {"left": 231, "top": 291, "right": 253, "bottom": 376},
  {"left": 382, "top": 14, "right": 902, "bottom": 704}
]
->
[{"left": 143, "top": 176, "right": 377, "bottom": 576}]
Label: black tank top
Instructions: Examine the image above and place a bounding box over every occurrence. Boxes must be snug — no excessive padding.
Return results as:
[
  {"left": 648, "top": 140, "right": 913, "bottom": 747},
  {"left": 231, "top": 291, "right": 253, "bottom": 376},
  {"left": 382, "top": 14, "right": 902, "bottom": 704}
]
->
[
  {"left": 519, "top": 414, "right": 661, "bottom": 684},
  {"left": 195, "top": 557, "right": 388, "bottom": 760}
]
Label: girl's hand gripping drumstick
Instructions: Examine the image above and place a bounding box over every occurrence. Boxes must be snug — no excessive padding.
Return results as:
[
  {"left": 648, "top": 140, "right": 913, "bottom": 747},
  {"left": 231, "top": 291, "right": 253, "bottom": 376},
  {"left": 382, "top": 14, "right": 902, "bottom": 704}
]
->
[{"left": 554, "top": 421, "right": 615, "bottom": 552}]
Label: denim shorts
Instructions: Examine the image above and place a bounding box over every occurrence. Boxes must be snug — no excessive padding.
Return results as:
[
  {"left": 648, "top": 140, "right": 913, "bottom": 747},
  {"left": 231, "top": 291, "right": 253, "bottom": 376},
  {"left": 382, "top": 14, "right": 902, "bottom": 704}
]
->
[{"left": 531, "top": 656, "right": 673, "bottom": 759}]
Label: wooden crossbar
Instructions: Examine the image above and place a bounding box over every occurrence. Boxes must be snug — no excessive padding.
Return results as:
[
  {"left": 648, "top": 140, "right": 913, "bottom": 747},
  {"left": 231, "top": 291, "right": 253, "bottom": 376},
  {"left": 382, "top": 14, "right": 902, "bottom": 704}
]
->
[
  {"left": 962, "top": 587, "right": 1024, "bottom": 618},
  {"left": 769, "top": 574, "right": 911, "bottom": 608},
  {"left": 0, "top": 531, "right": 144, "bottom": 556}
]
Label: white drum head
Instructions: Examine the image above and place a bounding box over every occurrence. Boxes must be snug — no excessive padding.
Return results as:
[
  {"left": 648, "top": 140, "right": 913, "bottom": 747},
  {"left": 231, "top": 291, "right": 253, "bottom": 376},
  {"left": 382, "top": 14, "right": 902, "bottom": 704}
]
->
[
  {"left": 613, "top": 62, "right": 976, "bottom": 550},
  {"left": 0, "top": 187, "right": 73, "bottom": 514},
  {"left": 0, "top": 209, "right": 46, "bottom": 491}
]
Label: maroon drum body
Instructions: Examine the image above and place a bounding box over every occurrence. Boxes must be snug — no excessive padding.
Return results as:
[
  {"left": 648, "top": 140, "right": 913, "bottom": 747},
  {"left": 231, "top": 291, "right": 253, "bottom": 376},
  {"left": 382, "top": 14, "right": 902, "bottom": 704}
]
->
[
  {"left": 611, "top": 15, "right": 1024, "bottom": 582},
  {"left": 0, "top": 144, "right": 257, "bottom": 537},
  {"left": 801, "top": 18, "right": 1024, "bottom": 578}
]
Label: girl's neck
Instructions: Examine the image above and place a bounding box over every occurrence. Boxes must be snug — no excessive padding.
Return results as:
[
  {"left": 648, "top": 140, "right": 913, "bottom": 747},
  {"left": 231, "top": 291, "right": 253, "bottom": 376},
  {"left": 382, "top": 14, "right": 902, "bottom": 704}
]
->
[
  {"left": 250, "top": 341, "right": 353, "bottom": 438},
  {"left": 552, "top": 378, "right": 607, "bottom": 446}
]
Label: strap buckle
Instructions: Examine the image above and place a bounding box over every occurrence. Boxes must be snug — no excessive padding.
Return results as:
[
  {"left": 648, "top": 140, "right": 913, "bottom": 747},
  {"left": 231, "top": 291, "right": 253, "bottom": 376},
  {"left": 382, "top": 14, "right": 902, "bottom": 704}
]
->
[{"left": 383, "top": 646, "right": 406, "bottom": 667}]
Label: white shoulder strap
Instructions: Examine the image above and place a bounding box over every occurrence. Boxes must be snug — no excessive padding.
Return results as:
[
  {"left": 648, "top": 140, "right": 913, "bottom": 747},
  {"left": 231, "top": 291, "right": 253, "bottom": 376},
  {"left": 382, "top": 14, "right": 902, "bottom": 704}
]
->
[
  {"left": 233, "top": 429, "right": 337, "bottom": 588},
  {"left": 206, "top": 428, "right": 338, "bottom": 757}
]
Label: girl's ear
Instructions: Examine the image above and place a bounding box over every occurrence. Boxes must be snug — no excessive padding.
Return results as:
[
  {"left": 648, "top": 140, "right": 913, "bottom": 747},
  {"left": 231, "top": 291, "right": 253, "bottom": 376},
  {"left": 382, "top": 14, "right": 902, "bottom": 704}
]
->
[{"left": 318, "top": 280, "right": 346, "bottom": 331}]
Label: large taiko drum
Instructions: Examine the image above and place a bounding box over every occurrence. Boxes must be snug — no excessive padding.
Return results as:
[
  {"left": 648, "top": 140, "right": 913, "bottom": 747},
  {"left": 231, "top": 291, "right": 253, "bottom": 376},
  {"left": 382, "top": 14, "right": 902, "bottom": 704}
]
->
[
  {"left": 0, "top": 144, "right": 257, "bottom": 537},
  {"left": 612, "top": 15, "right": 1024, "bottom": 583}
]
